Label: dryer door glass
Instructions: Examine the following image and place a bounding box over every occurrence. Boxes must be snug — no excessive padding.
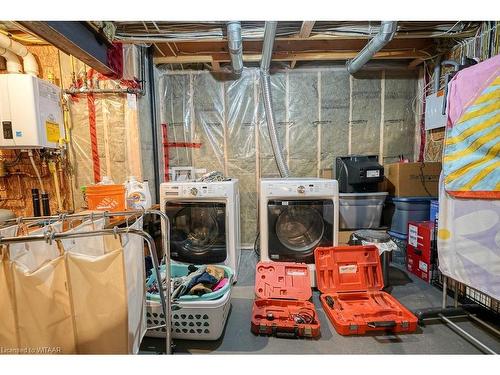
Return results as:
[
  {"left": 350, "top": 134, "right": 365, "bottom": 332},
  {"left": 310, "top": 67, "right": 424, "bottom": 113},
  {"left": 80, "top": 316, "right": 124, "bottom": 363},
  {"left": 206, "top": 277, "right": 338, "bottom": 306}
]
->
[
  {"left": 268, "top": 200, "right": 334, "bottom": 263},
  {"left": 165, "top": 202, "right": 227, "bottom": 264}
]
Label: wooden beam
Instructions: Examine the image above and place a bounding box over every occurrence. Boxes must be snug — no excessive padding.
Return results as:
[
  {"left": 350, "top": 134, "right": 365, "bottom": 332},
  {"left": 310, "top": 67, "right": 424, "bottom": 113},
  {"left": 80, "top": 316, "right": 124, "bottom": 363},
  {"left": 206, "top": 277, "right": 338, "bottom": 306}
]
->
[
  {"left": 211, "top": 60, "right": 221, "bottom": 71},
  {"left": 155, "top": 55, "right": 215, "bottom": 64},
  {"left": 18, "top": 21, "right": 115, "bottom": 75},
  {"left": 408, "top": 57, "right": 425, "bottom": 69},
  {"left": 291, "top": 21, "right": 316, "bottom": 69},
  {"left": 154, "top": 50, "right": 429, "bottom": 65},
  {"left": 152, "top": 38, "right": 432, "bottom": 56},
  {"left": 298, "top": 21, "right": 316, "bottom": 38}
]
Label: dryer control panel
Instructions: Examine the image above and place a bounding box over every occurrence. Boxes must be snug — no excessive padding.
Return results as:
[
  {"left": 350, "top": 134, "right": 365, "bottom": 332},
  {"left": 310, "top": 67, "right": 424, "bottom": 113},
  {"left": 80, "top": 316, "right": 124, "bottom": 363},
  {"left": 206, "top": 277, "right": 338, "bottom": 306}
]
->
[
  {"left": 163, "top": 183, "right": 229, "bottom": 198},
  {"left": 264, "top": 180, "right": 336, "bottom": 197}
]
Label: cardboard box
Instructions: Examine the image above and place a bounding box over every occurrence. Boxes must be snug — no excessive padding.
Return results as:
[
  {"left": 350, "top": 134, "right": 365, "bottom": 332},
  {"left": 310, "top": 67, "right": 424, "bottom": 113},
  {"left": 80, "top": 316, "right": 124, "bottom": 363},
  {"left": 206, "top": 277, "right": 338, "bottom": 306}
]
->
[
  {"left": 381, "top": 162, "right": 441, "bottom": 197},
  {"left": 338, "top": 230, "right": 355, "bottom": 245}
]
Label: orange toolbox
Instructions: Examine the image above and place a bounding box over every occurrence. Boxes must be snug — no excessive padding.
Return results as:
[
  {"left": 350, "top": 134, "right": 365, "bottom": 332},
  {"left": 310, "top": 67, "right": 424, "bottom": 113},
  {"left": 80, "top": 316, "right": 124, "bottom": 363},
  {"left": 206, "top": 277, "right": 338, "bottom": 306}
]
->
[
  {"left": 315, "top": 245, "right": 418, "bottom": 336},
  {"left": 251, "top": 262, "right": 320, "bottom": 338}
]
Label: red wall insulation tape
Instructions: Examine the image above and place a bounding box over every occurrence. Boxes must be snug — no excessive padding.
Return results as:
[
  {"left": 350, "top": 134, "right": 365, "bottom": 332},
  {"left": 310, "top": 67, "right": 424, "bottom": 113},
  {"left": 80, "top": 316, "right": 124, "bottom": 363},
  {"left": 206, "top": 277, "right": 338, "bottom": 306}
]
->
[
  {"left": 87, "top": 92, "right": 101, "bottom": 183},
  {"left": 161, "top": 123, "right": 202, "bottom": 181}
]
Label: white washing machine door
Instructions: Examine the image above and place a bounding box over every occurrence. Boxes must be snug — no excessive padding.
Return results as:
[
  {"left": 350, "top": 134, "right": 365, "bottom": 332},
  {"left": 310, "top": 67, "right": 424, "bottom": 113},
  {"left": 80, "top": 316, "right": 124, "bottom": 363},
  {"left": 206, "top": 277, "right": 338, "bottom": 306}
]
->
[
  {"left": 267, "top": 199, "right": 334, "bottom": 263},
  {"left": 276, "top": 206, "right": 325, "bottom": 252},
  {"left": 166, "top": 201, "right": 227, "bottom": 264}
]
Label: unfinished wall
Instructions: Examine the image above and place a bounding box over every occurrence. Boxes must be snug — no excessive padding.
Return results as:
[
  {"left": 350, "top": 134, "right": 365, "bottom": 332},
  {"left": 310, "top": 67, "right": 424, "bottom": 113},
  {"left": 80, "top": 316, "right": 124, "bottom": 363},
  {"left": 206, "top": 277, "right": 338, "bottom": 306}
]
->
[
  {"left": 0, "top": 45, "right": 72, "bottom": 217},
  {"left": 0, "top": 43, "right": 147, "bottom": 216},
  {"left": 158, "top": 67, "right": 418, "bottom": 246},
  {"left": 58, "top": 46, "right": 145, "bottom": 210},
  {"left": 422, "top": 22, "right": 500, "bottom": 163}
]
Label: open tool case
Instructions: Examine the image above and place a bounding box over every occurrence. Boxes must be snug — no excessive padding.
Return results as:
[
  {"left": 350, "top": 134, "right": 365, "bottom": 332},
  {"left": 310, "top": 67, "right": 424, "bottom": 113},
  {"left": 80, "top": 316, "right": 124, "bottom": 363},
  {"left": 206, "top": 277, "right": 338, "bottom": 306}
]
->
[
  {"left": 251, "top": 262, "right": 320, "bottom": 338},
  {"left": 315, "top": 245, "right": 418, "bottom": 335}
]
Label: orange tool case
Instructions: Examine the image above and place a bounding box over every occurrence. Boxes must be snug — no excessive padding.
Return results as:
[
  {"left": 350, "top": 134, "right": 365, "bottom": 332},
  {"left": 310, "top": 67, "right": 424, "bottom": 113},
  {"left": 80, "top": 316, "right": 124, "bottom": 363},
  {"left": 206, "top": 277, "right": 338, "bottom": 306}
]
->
[
  {"left": 315, "top": 245, "right": 418, "bottom": 336},
  {"left": 251, "top": 262, "right": 320, "bottom": 338}
]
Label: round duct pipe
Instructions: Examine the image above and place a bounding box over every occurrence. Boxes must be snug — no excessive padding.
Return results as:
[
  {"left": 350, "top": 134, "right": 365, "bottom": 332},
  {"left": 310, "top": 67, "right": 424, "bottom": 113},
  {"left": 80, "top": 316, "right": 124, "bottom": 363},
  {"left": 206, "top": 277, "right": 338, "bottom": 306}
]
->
[
  {"left": 346, "top": 21, "right": 398, "bottom": 75},
  {"left": 227, "top": 21, "right": 243, "bottom": 76},
  {"left": 260, "top": 21, "right": 290, "bottom": 178}
]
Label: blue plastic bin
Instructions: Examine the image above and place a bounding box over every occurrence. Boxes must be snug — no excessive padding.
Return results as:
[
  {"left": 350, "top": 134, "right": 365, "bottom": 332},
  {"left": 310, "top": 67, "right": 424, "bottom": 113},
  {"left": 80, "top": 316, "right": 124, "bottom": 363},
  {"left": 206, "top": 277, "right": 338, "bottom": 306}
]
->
[
  {"left": 146, "top": 262, "right": 233, "bottom": 302},
  {"left": 387, "top": 197, "right": 433, "bottom": 235},
  {"left": 430, "top": 200, "right": 439, "bottom": 223}
]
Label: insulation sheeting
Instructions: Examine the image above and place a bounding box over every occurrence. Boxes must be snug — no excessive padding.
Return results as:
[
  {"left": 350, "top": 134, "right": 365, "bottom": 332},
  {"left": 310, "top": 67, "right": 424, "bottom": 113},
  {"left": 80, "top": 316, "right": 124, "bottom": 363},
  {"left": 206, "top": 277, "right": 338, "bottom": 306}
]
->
[
  {"left": 383, "top": 71, "right": 417, "bottom": 164},
  {"left": 68, "top": 94, "right": 139, "bottom": 209},
  {"left": 158, "top": 67, "right": 417, "bottom": 246}
]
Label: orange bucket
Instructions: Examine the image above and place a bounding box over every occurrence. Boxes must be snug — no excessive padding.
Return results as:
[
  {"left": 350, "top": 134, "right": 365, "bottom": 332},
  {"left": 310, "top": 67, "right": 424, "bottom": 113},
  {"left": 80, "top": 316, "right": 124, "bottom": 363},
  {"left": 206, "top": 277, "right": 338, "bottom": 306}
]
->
[{"left": 86, "top": 184, "right": 126, "bottom": 212}]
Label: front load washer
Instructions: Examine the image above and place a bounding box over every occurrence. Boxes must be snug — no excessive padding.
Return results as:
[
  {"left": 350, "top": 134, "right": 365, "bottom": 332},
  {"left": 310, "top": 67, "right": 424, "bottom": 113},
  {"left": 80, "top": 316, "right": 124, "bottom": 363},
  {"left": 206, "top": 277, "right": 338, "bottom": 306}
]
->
[
  {"left": 160, "top": 179, "right": 241, "bottom": 281},
  {"left": 259, "top": 178, "right": 339, "bottom": 285}
]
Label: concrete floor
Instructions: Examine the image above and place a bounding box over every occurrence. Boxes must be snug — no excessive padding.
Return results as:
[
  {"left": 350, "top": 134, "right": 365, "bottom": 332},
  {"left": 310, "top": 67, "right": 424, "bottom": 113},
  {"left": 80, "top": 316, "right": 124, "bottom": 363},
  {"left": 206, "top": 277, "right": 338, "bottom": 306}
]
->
[{"left": 141, "top": 250, "right": 500, "bottom": 354}]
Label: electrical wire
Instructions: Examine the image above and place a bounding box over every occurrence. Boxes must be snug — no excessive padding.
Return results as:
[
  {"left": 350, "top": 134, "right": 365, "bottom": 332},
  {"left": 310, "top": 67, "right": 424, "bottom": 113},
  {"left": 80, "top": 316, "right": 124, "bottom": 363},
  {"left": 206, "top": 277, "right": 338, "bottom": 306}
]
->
[
  {"left": 253, "top": 232, "right": 260, "bottom": 257},
  {"left": 420, "top": 21, "right": 499, "bottom": 162},
  {"left": 111, "top": 21, "right": 481, "bottom": 42}
]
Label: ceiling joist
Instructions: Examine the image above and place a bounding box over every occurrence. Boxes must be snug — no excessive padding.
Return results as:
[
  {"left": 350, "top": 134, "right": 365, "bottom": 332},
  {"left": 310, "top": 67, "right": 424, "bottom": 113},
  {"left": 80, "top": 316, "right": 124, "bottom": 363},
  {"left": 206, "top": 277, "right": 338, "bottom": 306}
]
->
[
  {"left": 154, "top": 50, "right": 429, "bottom": 65},
  {"left": 297, "top": 21, "right": 315, "bottom": 38}
]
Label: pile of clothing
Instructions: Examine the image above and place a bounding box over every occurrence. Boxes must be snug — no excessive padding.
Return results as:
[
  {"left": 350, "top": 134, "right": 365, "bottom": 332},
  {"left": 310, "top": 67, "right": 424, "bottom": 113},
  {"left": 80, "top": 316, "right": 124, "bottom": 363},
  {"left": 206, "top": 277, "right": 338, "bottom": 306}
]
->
[{"left": 147, "top": 264, "right": 229, "bottom": 299}]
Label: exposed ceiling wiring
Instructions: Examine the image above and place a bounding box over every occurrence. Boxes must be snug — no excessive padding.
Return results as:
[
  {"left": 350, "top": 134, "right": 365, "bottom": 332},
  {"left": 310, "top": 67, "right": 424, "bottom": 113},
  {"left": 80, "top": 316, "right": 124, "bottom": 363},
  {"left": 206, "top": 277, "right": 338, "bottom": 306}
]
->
[{"left": 109, "top": 21, "right": 481, "bottom": 42}]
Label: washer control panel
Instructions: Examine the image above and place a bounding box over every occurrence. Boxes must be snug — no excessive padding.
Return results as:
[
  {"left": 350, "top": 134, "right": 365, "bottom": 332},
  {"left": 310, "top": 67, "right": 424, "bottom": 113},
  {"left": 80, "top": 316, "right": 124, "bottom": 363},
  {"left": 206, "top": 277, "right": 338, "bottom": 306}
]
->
[{"left": 264, "top": 180, "right": 336, "bottom": 197}]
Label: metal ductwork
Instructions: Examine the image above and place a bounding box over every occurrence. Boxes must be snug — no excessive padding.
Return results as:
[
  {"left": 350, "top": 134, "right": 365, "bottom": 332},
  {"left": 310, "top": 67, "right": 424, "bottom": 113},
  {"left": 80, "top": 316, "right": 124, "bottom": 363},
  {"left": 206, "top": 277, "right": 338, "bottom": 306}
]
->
[
  {"left": 346, "top": 21, "right": 398, "bottom": 75},
  {"left": 260, "top": 21, "right": 290, "bottom": 178},
  {"left": 433, "top": 56, "right": 442, "bottom": 93},
  {"left": 227, "top": 21, "right": 243, "bottom": 76}
]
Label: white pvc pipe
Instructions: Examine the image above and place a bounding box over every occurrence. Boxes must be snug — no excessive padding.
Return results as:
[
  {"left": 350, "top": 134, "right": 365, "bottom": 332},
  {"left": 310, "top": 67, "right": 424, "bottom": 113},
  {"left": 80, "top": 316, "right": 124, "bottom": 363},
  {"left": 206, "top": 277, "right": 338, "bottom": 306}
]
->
[
  {"left": 0, "top": 34, "right": 39, "bottom": 76},
  {"left": 0, "top": 47, "right": 22, "bottom": 73},
  {"left": 27, "top": 150, "right": 46, "bottom": 194}
]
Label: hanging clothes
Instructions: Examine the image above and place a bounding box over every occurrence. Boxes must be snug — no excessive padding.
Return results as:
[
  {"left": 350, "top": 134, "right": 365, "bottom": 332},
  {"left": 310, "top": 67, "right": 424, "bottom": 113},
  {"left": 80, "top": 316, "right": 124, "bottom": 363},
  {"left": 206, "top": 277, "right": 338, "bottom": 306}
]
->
[
  {"left": 437, "top": 175, "right": 500, "bottom": 300},
  {"left": 443, "top": 54, "right": 500, "bottom": 199}
]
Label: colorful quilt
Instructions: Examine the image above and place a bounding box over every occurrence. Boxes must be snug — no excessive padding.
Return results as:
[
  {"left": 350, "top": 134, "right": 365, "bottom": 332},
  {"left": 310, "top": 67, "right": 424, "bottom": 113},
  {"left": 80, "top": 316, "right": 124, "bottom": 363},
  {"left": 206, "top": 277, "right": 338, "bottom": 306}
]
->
[{"left": 443, "top": 55, "right": 500, "bottom": 199}]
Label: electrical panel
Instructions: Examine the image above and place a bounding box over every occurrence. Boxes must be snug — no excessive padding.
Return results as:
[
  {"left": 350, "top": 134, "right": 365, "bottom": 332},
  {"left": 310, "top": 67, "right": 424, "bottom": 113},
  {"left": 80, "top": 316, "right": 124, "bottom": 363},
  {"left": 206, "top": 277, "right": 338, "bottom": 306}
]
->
[
  {"left": 424, "top": 91, "right": 448, "bottom": 130},
  {"left": 0, "top": 74, "right": 64, "bottom": 149}
]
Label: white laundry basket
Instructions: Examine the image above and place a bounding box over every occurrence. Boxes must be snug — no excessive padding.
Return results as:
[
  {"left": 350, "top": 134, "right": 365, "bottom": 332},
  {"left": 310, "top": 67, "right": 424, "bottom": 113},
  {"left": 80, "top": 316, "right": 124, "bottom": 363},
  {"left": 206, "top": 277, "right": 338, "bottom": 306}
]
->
[{"left": 146, "top": 287, "right": 231, "bottom": 341}]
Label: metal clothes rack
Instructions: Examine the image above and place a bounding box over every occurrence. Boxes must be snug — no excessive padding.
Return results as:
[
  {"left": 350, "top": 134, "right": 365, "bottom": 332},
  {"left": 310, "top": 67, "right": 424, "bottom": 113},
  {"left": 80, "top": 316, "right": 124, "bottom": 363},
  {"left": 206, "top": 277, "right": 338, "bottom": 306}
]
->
[
  {"left": 415, "top": 275, "right": 500, "bottom": 355},
  {"left": 0, "top": 209, "right": 173, "bottom": 355}
]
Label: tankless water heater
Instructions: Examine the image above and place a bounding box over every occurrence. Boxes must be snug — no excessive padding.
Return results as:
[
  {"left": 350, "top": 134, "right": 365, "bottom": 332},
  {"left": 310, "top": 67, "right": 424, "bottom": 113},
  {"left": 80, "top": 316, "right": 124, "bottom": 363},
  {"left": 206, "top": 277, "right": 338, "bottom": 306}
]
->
[{"left": 0, "top": 74, "right": 64, "bottom": 149}]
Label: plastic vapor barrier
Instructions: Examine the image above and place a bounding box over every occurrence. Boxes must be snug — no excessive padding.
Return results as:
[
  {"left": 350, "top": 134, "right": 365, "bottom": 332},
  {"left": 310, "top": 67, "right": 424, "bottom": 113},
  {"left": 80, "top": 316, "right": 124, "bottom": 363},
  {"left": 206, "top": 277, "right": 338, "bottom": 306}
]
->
[{"left": 157, "top": 67, "right": 417, "bottom": 245}]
